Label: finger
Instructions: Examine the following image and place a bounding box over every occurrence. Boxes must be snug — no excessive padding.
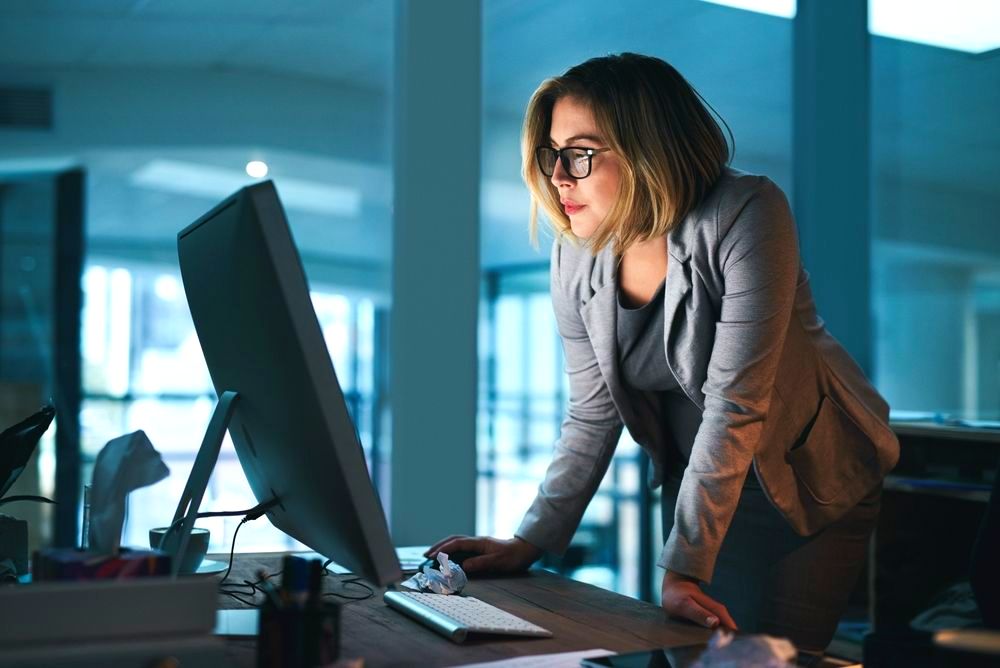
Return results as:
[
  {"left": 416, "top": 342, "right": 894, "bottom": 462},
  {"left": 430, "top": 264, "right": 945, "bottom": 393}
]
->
[
  {"left": 673, "top": 596, "right": 721, "bottom": 630},
  {"left": 460, "top": 553, "right": 499, "bottom": 574},
  {"left": 429, "top": 537, "right": 485, "bottom": 559},
  {"left": 424, "top": 535, "right": 465, "bottom": 557},
  {"left": 712, "top": 607, "right": 737, "bottom": 632},
  {"left": 691, "top": 592, "right": 738, "bottom": 631},
  {"left": 426, "top": 536, "right": 477, "bottom": 557}
]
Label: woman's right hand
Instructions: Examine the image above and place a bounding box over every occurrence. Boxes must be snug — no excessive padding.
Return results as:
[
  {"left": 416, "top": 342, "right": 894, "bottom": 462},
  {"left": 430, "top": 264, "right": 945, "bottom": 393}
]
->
[
  {"left": 424, "top": 535, "right": 543, "bottom": 575},
  {"left": 660, "top": 570, "right": 738, "bottom": 632}
]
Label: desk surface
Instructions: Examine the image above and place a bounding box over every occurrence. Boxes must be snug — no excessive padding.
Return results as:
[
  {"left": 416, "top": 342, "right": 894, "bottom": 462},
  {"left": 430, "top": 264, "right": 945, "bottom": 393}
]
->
[{"left": 214, "top": 552, "right": 711, "bottom": 667}]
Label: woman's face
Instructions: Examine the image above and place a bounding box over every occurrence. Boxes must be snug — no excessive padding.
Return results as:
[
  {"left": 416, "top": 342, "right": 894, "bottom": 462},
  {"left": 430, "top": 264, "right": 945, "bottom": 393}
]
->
[{"left": 547, "top": 96, "right": 621, "bottom": 239}]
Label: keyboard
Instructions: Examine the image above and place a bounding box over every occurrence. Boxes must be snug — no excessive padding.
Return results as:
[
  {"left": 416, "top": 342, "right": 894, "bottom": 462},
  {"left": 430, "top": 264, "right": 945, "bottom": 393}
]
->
[{"left": 383, "top": 590, "right": 553, "bottom": 643}]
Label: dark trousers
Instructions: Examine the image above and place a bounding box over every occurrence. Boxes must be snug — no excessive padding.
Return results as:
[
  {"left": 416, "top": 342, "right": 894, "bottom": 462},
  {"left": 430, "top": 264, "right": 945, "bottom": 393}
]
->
[{"left": 660, "top": 468, "right": 881, "bottom": 654}]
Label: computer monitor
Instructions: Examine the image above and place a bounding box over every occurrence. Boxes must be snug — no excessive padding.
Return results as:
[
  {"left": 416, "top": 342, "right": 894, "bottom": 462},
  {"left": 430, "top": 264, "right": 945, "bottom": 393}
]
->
[{"left": 176, "top": 180, "right": 401, "bottom": 586}]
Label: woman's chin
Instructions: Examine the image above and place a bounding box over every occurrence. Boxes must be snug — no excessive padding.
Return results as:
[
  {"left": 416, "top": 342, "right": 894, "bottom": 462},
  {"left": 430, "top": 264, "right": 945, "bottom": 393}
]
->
[{"left": 569, "top": 217, "right": 597, "bottom": 239}]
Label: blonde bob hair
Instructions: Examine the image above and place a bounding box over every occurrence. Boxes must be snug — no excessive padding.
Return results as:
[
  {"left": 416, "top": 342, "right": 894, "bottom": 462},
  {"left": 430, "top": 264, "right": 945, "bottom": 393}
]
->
[{"left": 522, "top": 53, "right": 731, "bottom": 256}]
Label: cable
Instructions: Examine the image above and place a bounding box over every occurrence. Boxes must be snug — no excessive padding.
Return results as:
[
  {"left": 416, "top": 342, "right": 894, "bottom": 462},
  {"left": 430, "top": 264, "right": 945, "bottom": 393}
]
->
[
  {"left": 319, "top": 559, "right": 374, "bottom": 602},
  {"left": 216, "top": 506, "right": 276, "bottom": 607},
  {"left": 166, "top": 497, "right": 281, "bottom": 535},
  {"left": 213, "top": 503, "right": 293, "bottom": 608},
  {"left": 211, "top": 502, "right": 375, "bottom": 607},
  {"left": 156, "top": 497, "right": 282, "bottom": 555},
  {"left": 0, "top": 495, "right": 56, "bottom": 507},
  {"left": 217, "top": 548, "right": 375, "bottom": 607},
  {"left": 217, "top": 516, "right": 248, "bottom": 586},
  {"left": 323, "top": 575, "right": 374, "bottom": 602}
]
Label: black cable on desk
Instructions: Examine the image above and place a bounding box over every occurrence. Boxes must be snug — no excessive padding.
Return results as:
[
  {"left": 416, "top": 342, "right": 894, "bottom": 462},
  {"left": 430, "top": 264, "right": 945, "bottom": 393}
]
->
[
  {"left": 318, "top": 557, "right": 374, "bottom": 601},
  {"left": 215, "top": 501, "right": 277, "bottom": 606},
  {"left": 217, "top": 515, "right": 249, "bottom": 586},
  {"left": 215, "top": 517, "right": 375, "bottom": 607}
]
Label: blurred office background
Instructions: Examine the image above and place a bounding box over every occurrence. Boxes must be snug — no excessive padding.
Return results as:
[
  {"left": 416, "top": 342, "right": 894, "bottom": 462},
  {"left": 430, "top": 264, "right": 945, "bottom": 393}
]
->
[{"left": 0, "top": 0, "right": 997, "bottom": 612}]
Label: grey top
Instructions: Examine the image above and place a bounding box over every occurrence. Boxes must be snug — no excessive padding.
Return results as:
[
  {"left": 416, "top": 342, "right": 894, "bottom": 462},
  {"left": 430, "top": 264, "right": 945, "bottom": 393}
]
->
[{"left": 616, "top": 281, "right": 702, "bottom": 464}]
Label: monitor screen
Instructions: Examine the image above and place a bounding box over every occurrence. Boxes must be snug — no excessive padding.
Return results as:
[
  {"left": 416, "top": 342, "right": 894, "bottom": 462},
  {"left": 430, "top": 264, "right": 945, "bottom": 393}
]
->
[{"left": 177, "top": 180, "right": 400, "bottom": 586}]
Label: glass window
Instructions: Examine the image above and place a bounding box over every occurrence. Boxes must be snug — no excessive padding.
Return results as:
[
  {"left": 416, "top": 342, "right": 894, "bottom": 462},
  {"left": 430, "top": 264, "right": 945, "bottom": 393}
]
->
[
  {"left": 477, "top": 269, "right": 653, "bottom": 598},
  {"left": 871, "top": 21, "right": 1000, "bottom": 424},
  {"left": 80, "top": 262, "right": 383, "bottom": 553},
  {"left": 1, "top": 2, "right": 395, "bottom": 553}
]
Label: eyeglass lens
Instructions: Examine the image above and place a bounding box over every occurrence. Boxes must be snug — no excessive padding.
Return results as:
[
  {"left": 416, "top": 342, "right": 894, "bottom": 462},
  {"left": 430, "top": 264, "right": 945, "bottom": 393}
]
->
[{"left": 537, "top": 147, "right": 591, "bottom": 178}]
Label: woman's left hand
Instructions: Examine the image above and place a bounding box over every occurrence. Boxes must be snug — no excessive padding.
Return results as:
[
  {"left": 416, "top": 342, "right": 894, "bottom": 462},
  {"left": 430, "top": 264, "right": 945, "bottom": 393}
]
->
[{"left": 660, "top": 570, "right": 738, "bottom": 631}]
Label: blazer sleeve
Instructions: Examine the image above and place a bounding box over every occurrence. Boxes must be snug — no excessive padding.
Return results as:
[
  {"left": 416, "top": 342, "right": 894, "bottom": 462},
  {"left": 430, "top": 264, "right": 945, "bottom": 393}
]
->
[
  {"left": 660, "top": 177, "right": 800, "bottom": 584},
  {"left": 515, "top": 240, "right": 624, "bottom": 555}
]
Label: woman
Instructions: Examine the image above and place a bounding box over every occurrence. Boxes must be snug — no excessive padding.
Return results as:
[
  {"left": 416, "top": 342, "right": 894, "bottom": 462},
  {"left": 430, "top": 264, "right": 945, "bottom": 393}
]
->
[{"left": 428, "top": 52, "right": 899, "bottom": 656}]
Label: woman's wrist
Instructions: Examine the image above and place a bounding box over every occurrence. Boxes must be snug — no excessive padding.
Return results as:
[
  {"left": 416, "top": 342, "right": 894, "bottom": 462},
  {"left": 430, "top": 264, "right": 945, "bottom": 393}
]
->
[
  {"left": 512, "top": 536, "right": 543, "bottom": 561},
  {"left": 664, "top": 569, "right": 700, "bottom": 585}
]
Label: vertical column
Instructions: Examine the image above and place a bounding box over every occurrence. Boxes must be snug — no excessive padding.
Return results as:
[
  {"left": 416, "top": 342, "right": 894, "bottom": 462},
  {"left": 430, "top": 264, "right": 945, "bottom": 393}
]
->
[
  {"left": 54, "top": 168, "right": 85, "bottom": 547},
  {"left": 793, "top": 0, "right": 872, "bottom": 373},
  {"left": 390, "top": 0, "right": 481, "bottom": 544}
]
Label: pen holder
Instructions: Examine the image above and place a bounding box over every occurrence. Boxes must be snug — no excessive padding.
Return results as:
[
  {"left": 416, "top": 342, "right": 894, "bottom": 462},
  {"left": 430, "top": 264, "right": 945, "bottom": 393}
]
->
[{"left": 257, "top": 600, "right": 340, "bottom": 668}]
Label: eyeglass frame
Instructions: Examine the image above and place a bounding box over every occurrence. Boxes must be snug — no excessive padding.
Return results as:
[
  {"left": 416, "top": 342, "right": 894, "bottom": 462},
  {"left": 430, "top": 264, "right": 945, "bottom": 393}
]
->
[{"left": 534, "top": 146, "right": 612, "bottom": 179}]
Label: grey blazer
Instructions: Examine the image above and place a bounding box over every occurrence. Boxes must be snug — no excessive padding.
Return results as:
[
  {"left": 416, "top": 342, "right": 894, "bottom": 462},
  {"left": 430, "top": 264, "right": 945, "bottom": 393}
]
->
[{"left": 515, "top": 167, "right": 900, "bottom": 585}]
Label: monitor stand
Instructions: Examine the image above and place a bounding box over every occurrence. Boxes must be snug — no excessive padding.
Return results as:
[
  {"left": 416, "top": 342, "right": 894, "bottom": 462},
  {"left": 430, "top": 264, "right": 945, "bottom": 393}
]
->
[{"left": 162, "top": 390, "right": 239, "bottom": 577}]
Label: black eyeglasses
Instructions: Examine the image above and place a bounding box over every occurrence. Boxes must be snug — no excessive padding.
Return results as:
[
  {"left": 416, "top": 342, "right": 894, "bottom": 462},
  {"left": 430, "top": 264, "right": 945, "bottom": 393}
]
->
[{"left": 535, "top": 146, "right": 611, "bottom": 179}]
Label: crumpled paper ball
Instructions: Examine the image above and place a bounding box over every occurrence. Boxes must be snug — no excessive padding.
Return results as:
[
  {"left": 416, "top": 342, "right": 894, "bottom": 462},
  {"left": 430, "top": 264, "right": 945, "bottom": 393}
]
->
[
  {"left": 691, "top": 628, "right": 798, "bottom": 668},
  {"left": 400, "top": 551, "right": 469, "bottom": 595}
]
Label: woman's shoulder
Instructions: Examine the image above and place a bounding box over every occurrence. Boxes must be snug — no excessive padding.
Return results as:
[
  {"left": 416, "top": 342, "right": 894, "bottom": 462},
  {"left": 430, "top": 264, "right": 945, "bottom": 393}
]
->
[
  {"left": 702, "top": 167, "right": 787, "bottom": 219},
  {"left": 694, "top": 167, "right": 793, "bottom": 244}
]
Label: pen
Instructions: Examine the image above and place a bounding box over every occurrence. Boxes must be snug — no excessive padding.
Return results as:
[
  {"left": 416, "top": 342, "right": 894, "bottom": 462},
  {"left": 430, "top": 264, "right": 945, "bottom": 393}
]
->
[
  {"left": 280, "top": 555, "right": 295, "bottom": 606},
  {"left": 285, "top": 556, "right": 309, "bottom": 608}
]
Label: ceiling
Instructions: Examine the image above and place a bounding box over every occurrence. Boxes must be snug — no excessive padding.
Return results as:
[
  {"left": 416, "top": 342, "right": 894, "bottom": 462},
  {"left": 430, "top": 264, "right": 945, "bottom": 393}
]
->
[
  {"left": 0, "top": 0, "right": 393, "bottom": 87},
  {"left": 0, "top": 0, "right": 997, "bottom": 269}
]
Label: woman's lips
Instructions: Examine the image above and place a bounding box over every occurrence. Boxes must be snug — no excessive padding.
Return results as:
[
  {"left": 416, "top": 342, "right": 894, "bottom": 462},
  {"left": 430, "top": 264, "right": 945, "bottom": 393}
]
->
[{"left": 563, "top": 202, "right": 585, "bottom": 215}]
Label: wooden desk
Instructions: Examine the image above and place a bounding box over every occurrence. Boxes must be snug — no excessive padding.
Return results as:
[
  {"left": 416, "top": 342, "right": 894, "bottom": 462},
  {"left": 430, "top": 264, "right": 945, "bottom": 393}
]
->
[{"left": 214, "top": 552, "right": 712, "bottom": 667}]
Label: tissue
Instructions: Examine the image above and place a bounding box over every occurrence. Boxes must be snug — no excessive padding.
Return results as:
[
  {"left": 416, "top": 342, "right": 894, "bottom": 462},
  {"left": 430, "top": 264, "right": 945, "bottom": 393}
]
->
[
  {"left": 88, "top": 430, "right": 169, "bottom": 554},
  {"left": 400, "top": 552, "right": 468, "bottom": 595}
]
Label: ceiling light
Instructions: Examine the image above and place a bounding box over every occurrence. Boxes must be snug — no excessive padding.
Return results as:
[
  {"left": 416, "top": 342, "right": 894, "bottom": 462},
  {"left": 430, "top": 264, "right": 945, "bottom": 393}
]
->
[
  {"left": 132, "top": 160, "right": 362, "bottom": 218},
  {"left": 246, "top": 160, "right": 269, "bottom": 178}
]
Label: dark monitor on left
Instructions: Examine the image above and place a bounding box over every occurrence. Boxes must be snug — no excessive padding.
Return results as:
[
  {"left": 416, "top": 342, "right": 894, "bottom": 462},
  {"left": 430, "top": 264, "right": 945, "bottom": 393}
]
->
[{"left": 176, "top": 180, "right": 400, "bottom": 586}]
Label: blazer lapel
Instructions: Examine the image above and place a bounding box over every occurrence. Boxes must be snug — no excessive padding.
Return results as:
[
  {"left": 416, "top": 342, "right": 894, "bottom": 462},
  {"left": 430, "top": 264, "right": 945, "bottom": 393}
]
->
[
  {"left": 663, "top": 218, "right": 704, "bottom": 410},
  {"left": 578, "top": 223, "right": 703, "bottom": 440},
  {"left": 579, "top": 277, "right": 645, "bottom": 438}
]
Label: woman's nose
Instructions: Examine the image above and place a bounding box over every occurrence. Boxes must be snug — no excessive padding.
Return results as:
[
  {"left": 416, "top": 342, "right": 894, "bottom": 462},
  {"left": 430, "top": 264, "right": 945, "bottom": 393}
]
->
[{"left": 549, "top": 157, "right": 575, "bottom": 188}]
